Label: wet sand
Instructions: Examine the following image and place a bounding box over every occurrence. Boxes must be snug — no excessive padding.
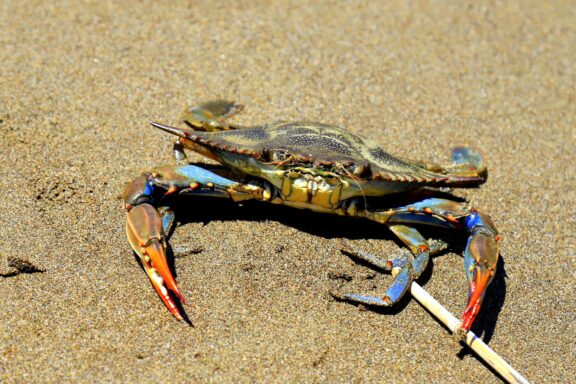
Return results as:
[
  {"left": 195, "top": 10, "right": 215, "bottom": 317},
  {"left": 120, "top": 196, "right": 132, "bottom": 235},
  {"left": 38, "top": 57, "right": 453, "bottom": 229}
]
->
[{"left": 1, "top": 1, "right": 574, "bottom": 382}]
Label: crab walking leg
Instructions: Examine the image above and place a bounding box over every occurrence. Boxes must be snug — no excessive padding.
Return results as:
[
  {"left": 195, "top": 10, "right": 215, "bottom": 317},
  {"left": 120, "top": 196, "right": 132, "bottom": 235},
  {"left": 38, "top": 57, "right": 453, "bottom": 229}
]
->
[
  {"left": 340, "top": 197, "right": 499, "bottom": 331},
  {"left": 334, "top": 227, "right": 447, "bottom": 306},
  {"left": 181, "top": 100, "right": 244, "bottom": 131},
  {"left": 339, "top": 240, "right": 410, "bottom": 271},
  {"left": 409, "top": 147, "right": 486, "bottom": 179},
  {"left": 124, "top": 164, "right": 266, "bottom": 320},
  {"left": 340, "top": 238, "right": 449, "bottom": 272},
  {"left": 388, "top": 225, "right": 433, "bottom": 278}
]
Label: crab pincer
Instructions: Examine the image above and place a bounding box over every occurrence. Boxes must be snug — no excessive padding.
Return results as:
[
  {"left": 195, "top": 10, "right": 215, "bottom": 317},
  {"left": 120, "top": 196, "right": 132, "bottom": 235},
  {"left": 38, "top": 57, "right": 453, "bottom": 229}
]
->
[
  {"left": 461, "top": 210, "right": 500, "bottom": 331},
  {"left": 124, "top": 178, "right": 186, "bottom": 321}
]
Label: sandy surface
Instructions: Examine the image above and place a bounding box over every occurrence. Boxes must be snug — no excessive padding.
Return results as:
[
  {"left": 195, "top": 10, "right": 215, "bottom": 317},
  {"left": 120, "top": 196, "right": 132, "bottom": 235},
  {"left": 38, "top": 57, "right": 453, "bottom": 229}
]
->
[{"left": 1, "top": 1, "right": 575, "bottom": 383}]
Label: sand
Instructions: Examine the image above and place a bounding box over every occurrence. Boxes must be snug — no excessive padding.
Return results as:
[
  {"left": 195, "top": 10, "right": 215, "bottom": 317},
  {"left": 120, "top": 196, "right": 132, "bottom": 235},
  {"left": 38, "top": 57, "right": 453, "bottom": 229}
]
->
[{"left": 1, "top": 1, "right": 574, "bottom": 383}]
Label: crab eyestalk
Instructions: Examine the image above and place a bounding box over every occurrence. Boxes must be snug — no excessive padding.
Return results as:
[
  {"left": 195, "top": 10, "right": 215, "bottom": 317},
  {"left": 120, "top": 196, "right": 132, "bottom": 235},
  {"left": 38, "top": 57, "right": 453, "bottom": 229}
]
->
[{"left": 462, "top": 210, "right": 500, "bottom": 331}]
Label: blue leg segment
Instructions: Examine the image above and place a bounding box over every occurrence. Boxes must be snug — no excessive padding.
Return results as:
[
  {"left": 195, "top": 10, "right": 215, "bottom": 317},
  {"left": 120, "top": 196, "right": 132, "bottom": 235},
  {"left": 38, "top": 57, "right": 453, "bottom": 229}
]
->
[
  {"left": 340, "top": 240, "right": 410, "bottom": 271},
  {"left": 348, "top": 196, "right": 499, "bottom": 330},
  {"left": 158, "top": 206, "right": 175, "bottom": 236},
  {"left": 123, "top": 164, "right": 244, "bottom": 210},
  {"left": 129, "top": 164, "right": 265, "bottom": 203},
  {"left": 156, "top": 164, "right": 237, "bottom": 190},
  {"left": 337, "top": 266, "right": 413, "bottom": 307},
  {"left": 335, "top": 226, "right": 447, "bottom": 307}
]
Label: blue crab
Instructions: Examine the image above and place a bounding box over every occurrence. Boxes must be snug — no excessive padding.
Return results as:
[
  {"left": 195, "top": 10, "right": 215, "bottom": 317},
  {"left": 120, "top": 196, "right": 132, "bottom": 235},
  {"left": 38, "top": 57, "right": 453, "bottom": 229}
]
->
[{"left": 123, "top": 101, "right": 500, "bottom": 331}]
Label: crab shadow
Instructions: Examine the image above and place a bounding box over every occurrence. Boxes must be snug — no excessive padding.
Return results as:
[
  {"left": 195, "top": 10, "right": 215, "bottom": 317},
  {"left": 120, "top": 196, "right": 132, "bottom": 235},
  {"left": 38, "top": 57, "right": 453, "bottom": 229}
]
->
[{"left": 163, "top": 193, "right": 506, "bottom": 348}]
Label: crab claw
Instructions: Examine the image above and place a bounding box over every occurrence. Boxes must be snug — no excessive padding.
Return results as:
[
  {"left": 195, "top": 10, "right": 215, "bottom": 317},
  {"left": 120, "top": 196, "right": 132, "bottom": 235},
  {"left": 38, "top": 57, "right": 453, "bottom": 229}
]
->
[
  {"left": 126, "top": 204, "right": 186, "bottom": 321},
  {"left": 462, "top": 211, "right": 499, "bottom": 331}
]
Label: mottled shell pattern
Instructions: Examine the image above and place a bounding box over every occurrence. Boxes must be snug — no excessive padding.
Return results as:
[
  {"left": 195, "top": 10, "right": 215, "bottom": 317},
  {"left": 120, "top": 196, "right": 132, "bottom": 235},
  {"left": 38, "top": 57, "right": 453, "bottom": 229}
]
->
[{"left": 181, "top": 122, "right": 484, "bottom": 186}]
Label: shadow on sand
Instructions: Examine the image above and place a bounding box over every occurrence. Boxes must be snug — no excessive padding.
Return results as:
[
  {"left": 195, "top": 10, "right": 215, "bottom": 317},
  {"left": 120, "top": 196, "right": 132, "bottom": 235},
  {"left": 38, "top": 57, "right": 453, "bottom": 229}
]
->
[{"left": 135, "top": 192, "right": 507, "bottom": 372}]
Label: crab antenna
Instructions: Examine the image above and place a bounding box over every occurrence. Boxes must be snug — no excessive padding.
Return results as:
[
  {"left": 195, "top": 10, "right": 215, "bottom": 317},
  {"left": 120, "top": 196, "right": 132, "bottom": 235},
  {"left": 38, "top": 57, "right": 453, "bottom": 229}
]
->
[
  {"left": 149, "top": 121, "right": 193, "bottom": 138},
  {"left": 409, "top": 281, "right": 529, "bottom": 384}
]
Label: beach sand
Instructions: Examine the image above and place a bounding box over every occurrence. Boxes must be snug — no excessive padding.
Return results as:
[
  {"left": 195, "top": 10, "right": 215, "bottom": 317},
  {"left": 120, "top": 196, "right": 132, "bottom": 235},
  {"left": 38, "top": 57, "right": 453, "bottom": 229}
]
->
[{"left": 1, "top": 1, "right": 574, "bottom": 382}]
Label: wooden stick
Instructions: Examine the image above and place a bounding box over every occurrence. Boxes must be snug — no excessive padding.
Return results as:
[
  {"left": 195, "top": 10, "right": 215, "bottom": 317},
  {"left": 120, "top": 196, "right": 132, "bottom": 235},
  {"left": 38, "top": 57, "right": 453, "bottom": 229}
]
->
[
  {"left": 338, "top": 240, "right": 528, "bottom": 382},
  {"left": 410, "top": 282, "right": 530, "bottom": 384}
]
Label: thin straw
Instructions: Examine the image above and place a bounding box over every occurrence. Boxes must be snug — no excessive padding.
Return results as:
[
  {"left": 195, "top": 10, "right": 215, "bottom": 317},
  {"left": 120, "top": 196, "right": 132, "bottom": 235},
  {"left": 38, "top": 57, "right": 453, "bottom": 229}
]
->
[{"left": 409, "top": 281, "right": 530, "bottom": 384}]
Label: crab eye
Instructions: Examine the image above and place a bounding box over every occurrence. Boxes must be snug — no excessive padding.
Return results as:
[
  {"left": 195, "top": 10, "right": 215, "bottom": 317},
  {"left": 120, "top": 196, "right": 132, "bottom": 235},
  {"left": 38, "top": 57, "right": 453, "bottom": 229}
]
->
[
  {"left": 274, "top": 152, "right": 285, "bottom": 161},
  {"left": 353, "top": 163, "right": 372, "bottom": 178},
  {"left": 262, "top": 148, "right": 289, "bottom": 162}
]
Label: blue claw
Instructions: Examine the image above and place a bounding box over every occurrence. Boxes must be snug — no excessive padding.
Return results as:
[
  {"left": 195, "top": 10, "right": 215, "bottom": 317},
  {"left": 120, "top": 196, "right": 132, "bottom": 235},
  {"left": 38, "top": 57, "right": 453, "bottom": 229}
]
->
[{"left": 462, "top": 210, "right": 500, "bottom": 330}]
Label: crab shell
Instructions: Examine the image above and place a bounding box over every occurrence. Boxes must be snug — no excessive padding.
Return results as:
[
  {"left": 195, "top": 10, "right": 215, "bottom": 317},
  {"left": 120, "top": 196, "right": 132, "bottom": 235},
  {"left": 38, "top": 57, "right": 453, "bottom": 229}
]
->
[{"left": 156, "top": 121, "right": 485, "bottom": 203}]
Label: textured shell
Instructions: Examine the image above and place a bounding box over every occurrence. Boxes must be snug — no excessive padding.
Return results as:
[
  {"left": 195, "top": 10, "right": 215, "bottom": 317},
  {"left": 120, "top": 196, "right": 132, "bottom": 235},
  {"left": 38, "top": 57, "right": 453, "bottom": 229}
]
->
[{"left": 185, "top": 122, "right": 484, "bottom": 185}]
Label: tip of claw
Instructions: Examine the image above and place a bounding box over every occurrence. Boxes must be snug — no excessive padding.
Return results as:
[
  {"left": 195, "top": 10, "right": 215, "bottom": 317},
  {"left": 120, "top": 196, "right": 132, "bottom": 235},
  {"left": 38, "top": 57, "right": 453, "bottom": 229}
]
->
[
  {"left": 139, "top": 239, "right": 188, "bottom": 319},
  {"left": 461, "top": 312, "right": 475, "bottom": 332},
  {"left": 173, "top": 310, "right": 185, "bottom": 322},
  {"left": 173, "top": 287, "right": 187, "bottom": 305},
  {"left": 155, "top": 267, "right": 188, "bottom": 309}
]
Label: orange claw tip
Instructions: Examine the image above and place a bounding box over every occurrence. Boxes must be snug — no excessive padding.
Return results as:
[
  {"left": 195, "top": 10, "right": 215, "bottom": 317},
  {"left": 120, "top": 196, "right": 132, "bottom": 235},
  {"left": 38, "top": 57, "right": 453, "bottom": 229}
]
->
[
  {"left": 144, "top": 264, "right": 185, "bottom": 321},
  {"left": 155, "top": 284, "right": 185, "bottom": 322},
  {"left": 462, "top": 265, "right": 493, "bottom": 331},
  {"left": 144, "top": 240, "right": 184, "bottom": 301},
  {"left": 139, "top": 235, "right": 188, "bottom": 308},
  {"left": 461, "top": 301, "right": 480, "bottom": 331},
  {"left": 173, "top": 285, "right": 187, "bottom": 305}
]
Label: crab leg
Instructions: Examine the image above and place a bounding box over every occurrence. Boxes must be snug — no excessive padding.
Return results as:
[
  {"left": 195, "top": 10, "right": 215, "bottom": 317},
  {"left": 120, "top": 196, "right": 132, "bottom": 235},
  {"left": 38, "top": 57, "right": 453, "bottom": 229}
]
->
[
  {"left": 181, "top": 100, "right": 244, "bottom": 131},
  {"left": 460, "top": 209, "right": 499, "bottom": 330},
  {"left": 388, "top": 225, "right": 433, "bottom": 278},
  {"left": 338, "top": 198, "right": 499, "bottom": 331},
  {"left": 124, "top": 164, "right": 266, "bottom": 320},
  {"left": 126, "top": 203, "right": 185, "bottom": 320},
  {"left": 334, "top": 227, "right": 447, "bottom": 307},
  {"left": 340, "top": 238, "right": 449, "bottom": 272},
  {"left": 408, "top": 147, "right": 486, "bottom": 179},
  {"left": 387, "top": 198, "right": 500, "bottom": 331}
]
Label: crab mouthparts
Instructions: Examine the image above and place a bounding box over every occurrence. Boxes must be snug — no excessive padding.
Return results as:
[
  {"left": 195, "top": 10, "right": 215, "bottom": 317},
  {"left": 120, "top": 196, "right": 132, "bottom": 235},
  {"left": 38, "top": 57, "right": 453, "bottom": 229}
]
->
[{"left": 461, "top": 265, "right": 492, "bottom": 331}]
